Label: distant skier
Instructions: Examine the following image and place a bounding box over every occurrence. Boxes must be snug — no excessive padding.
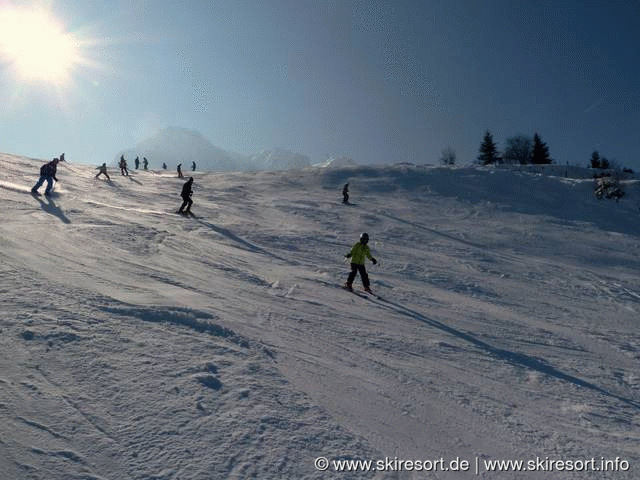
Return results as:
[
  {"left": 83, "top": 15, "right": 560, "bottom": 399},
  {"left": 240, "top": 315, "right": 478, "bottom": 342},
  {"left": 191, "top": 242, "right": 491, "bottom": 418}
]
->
[
  {"left": 119, "top": 155, "right": 129, "bottom": 176},
  {"left": 178, "top": 177, "right": 194, "bottom": 214},
  {"left": 342, "top": 183, "right": 349, "bottom": 204},
  {"left": 59, "top": 153, "right": 65, "bottom": 163},
  {"left": 134, "top": 156, "right": 140, "bottom": 169},
  {"left": 343, "top": 232, "right": 377, "bottom": 293},
  {"left": 95, "top": 163, "right": 111, "bottom": 180},
  {"left": 143, "top": 157, "right": 149, "bottom": 170},
  {"left": 162, "top": 162, "right": 167, "bottom": 170},
  {"left": 192, "top": 161, "right": 196, "bottom": 171},
  {"left": 32, "top": 157, "right": 61, "bottom": 195},
  {"left": 177, "top": 163, "right": 184, "bottom": 178}
]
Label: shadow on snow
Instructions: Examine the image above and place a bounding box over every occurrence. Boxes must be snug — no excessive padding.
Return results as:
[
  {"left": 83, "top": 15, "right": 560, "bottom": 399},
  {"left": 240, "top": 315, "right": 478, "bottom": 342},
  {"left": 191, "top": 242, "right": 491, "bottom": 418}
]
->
[
  {"left": 371, "top": 294, "right": 640, "bottom": 410},
  {"left": 192, "top": 218, "right": 297, "bottom": 266},
  {"left": 33, "top": 195, "right": 71, "bottom": 224}
]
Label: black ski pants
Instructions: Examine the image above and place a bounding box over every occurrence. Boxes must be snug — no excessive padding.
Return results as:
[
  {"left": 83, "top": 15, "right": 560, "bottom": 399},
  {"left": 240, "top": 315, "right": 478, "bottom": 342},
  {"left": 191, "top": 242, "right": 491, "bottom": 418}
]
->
[
  {"left": 347, "top": 263, "right": 369, "bottom": 288},
  {"left": 179, "top": 196, "right": 193, "bottom": 213}
]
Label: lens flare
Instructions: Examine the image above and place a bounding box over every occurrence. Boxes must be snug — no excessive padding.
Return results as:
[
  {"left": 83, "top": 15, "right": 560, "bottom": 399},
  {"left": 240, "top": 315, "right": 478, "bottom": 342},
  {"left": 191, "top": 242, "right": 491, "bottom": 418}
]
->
[{"left": 0, "top": 5, "right": 83, "bottom": 86}]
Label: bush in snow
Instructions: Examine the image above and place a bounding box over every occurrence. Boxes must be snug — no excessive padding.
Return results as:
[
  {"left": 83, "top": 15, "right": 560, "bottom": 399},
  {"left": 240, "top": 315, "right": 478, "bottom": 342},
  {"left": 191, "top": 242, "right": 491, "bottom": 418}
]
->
[{"left": 594, "top": 175, "right": 625, "bottom": 202}]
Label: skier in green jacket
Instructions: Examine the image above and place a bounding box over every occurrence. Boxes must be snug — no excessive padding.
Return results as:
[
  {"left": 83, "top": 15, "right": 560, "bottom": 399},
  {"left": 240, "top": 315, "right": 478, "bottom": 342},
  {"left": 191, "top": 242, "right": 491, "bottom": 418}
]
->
[{"left": 344, "top": 232, "right": 377, "bottom": 293}]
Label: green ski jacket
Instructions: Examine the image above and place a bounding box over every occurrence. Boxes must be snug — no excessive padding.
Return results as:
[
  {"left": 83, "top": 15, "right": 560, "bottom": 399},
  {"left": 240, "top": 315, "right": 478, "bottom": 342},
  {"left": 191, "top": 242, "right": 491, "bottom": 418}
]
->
[{"left": 346, "top": 242, "right": 374, "bottom": 265}]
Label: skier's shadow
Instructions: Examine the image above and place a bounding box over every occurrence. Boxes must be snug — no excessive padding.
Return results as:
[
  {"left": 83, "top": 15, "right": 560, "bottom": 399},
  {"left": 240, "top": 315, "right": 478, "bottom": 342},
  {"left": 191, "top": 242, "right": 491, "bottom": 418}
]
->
[
  {"left": 370, "top": 295, "right": 640, "bottom": 410},
  {"left": 97, "top": 179, "right": 121, "bottom": 189},
  {"left": 33, "top": 195, "right": 71, "bottom": 224},
  {"left": 193, "top": 218, "right": 295, "bottom": 265}
]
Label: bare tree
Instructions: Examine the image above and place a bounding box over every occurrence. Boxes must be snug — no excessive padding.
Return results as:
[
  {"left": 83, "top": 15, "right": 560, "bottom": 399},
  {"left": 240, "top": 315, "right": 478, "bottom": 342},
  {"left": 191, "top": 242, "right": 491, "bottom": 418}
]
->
[
  {"left": 503, "top": 135, "right": 532, "bottom": 164},
  {"left": 440, "top": 146, "right": 456, "bottom": 166}
]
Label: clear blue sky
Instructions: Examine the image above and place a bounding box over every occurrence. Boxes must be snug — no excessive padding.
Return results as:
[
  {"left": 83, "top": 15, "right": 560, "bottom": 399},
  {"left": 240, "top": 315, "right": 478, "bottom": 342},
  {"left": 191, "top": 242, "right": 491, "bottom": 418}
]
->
[{"left": 1, "top": 0, "right": 638, "bottom": 169}]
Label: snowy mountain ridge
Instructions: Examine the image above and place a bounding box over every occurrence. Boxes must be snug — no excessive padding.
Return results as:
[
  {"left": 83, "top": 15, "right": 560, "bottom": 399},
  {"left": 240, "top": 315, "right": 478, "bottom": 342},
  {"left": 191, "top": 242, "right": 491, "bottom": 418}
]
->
[
  {"left": 0, "top": 152, "right": 639, "bottom": 479},
  {"left": 118, "top": 126, "right": 312, "bottom": 172}
]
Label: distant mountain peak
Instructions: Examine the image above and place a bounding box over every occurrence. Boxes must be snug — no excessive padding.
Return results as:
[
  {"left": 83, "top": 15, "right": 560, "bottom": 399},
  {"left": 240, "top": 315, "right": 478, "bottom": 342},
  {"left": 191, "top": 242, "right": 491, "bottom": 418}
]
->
[
  {"left": 314, "top": 156, "right": 358, "bottom": 168},
  {"left": 249, "top": 148, "right": 311, "bottom": 171},
  {"left": 118, "top": 127, "right": 312, "bottom": 172}
]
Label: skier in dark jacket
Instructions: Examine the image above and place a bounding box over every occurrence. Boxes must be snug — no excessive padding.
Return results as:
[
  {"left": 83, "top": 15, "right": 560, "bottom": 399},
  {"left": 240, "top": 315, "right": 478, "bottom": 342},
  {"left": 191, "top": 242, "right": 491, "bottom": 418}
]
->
[
  {"left": 177, "top": 163, "right": 184, "bottom": 178},
  {"left": 143, "top": 157, "right": 149, "bottom": 170},
  {"left": 178, "top": 177, "right": 194, "bottom": 214},
  {"left": 119, "top": 156, "right": 129, "bottom": 176},
  {"left": 32, "top": 157, "right": 61, "bottom": 195},
  {"left": 95, "top": 163, "right": 111, "bottom": 180},
  {"left": 134, "top": 156, "right": 140, "bottom": 169},
  {"left": 342, "top": 183, "right": 349, "bottom": 204},
  {"left": 192, "top": 161, "right": 196, "bottom": 171},
  {"left": 344, "top": 232, "right": 377, "bottom": 293}
]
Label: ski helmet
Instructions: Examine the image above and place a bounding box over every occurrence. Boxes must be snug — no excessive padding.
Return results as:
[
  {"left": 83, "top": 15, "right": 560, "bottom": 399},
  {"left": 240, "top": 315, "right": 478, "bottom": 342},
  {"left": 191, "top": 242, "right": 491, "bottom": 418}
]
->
[{"left": 360, "top": 232, "right": 369, "bottom": 244}]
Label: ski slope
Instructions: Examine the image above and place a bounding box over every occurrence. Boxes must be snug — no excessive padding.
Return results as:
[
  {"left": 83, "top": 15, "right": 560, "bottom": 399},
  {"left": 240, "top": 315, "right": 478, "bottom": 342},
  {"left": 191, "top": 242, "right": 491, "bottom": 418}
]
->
[{"left": 0, "top": 152, "right": 639, "bottom": 479}]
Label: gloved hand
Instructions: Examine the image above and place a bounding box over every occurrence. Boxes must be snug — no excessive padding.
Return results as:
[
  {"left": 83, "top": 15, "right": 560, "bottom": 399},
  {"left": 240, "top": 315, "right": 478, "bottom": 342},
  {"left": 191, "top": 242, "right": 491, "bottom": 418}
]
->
[{"left": 372, "top": 258, "right": 377, "bottom": 265}]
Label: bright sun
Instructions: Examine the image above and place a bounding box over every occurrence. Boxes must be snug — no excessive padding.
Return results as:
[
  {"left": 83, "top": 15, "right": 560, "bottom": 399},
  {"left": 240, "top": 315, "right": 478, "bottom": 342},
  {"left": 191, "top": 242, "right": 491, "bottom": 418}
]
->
[{"left": 0, "top": 5, "right": 82, "bottom": 86}]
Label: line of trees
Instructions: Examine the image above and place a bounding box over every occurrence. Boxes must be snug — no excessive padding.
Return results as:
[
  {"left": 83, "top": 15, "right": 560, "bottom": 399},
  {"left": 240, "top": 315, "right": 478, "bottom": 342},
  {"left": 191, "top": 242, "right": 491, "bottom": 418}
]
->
[
  {"left": 475, "top": 131, "right": 632, "bottom": 202},
  {"left": 589, "top": 150, "right": 612, "bottom": 170},
  {"left": 441, "top": 131, "right": 633, "bottom": 178},
  {"left": 477, "top": 130, "right": 552, "bottom": 165}
]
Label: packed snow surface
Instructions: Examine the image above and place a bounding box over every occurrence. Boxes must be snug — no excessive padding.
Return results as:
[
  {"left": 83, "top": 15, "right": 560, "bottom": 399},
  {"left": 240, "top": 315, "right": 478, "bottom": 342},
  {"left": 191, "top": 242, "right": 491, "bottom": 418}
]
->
[{"left": 0, "top": 153, "right": 639, "bottom": 479}]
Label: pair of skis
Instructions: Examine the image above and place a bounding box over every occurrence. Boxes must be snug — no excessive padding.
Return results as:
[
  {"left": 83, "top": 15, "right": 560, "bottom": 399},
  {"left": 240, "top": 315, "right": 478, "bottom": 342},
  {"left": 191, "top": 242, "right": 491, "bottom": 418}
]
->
[
  {"left": 176, "top": 210, "right": 196, "bottom": 217},
  {"left": 342, "top": 284, "right": 380, "bottom": 299}
]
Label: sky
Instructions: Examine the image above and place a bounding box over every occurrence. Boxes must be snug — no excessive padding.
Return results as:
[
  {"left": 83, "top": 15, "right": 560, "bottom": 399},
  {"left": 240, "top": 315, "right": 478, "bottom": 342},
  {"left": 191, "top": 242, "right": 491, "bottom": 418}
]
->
[{"left": 0, "top": 0, "right": 638, "bottom": 169}]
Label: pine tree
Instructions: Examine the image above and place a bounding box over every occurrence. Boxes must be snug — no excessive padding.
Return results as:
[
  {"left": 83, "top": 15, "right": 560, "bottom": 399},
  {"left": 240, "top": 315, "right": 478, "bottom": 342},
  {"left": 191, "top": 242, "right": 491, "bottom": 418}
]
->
[
  {"left": 590, "top": 150, "right": 601, "bottom": 169},
  {"left": 477, "top": 130, "right": 500, "bottom": 165},
  {"left": 530, "top": 133, "right": 552, "bottom": 164}
]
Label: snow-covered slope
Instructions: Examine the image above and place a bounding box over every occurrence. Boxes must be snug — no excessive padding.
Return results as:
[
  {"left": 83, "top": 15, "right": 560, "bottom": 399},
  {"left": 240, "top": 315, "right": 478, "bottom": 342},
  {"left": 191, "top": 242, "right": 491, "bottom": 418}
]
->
[{"left": 1, "top": 154, "right": 639, "bottom": 479}]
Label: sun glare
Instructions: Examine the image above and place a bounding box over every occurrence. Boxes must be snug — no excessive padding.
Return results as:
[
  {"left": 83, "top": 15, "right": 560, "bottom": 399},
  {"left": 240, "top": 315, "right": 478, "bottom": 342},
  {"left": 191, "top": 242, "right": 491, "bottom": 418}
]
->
[{"left": 0, "top": 5, "right": 82, "bottom": 86}]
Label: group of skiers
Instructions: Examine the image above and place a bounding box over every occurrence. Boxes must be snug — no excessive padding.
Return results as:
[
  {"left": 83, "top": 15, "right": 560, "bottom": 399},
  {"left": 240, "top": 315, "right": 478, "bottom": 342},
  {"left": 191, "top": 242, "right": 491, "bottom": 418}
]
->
[
  {"left": 115, "top": 156, "right": 154, "bottom": 176},
  {"left": 132, "top": 156, "right": 149, "bottom": 170},
  {"left": 32, "top": 156, "right": 378, "bottom": 293},
  {"left": 100, "top": 157, "right": 196, "bottom": 180},
  {"left": 114, "top": 156, "right": 196, "bottom": 177},
  {"left": 178, "top": 162, "right": 197, "bottom": 176}
]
